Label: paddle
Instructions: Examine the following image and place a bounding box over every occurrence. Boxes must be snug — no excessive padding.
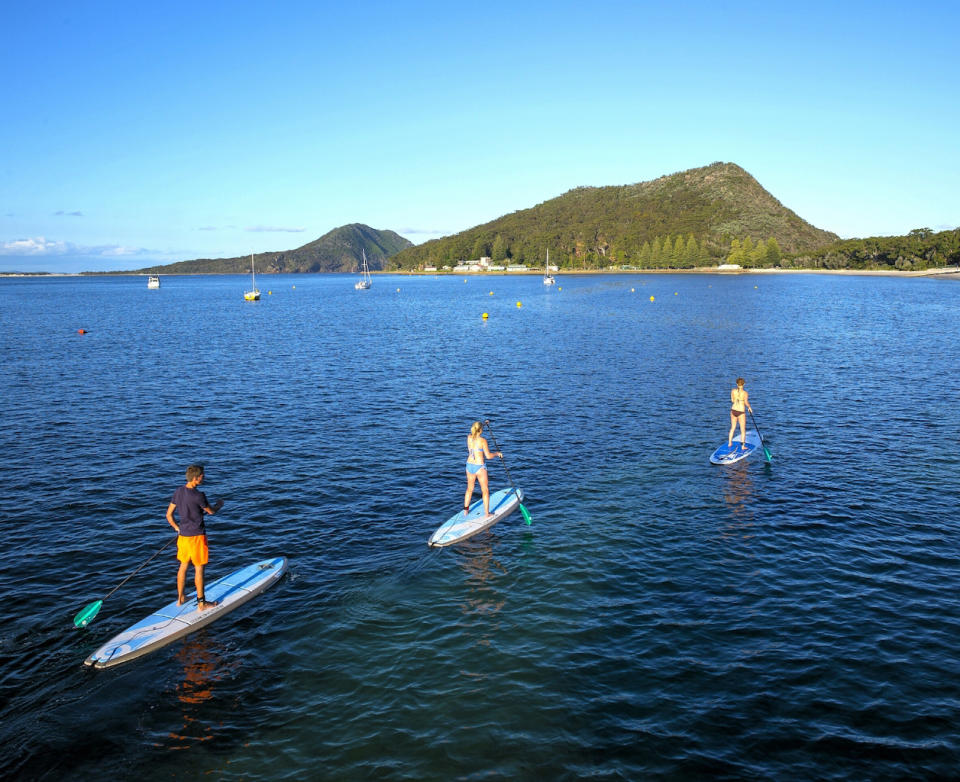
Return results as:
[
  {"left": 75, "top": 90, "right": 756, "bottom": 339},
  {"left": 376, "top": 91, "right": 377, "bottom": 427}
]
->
[
  {"left": 73, "top": 534, "right": 178, "bottom": 628},
  {"left": 748, "top": 409, "right": 773, "bottom": 463},
  {"left": 482, "top": 419, "right": 532, "bottom": 525}
]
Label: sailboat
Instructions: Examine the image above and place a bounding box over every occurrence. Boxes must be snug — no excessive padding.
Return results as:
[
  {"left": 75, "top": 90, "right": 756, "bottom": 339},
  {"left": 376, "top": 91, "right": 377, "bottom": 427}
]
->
[
  {"left": 354, "top": 249, "right": 372, "bottom": 290},
  {"left": 244, "top": 255, "right": 260, "bottom": 301},
  {"left": 542, "top": 249, "right": 556, "bottom": 285}
]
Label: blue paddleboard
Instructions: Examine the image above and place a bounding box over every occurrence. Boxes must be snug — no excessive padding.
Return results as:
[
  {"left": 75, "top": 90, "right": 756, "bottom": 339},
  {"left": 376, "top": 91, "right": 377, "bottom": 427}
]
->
[
  {"left": 428, "top": 488, "right": 523, "bottom": 547},
  {"left": 710, "top": 431, "right": 761, "bottom": 465},
  {"left": 84, "top": 557, "right": 287, "bottom": 669}
]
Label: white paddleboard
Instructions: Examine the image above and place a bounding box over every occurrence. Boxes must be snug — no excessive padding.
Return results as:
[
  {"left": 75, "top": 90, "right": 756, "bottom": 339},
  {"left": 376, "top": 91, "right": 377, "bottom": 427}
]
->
[
  {"left": 428, "top": 488, "right": 523, "bottom": 548},
  {"left": 84, "top": 556, "right": 287, "bottom": 669},
  {"left": 710, "top": 431, "right": 761, "bottom": 465}
]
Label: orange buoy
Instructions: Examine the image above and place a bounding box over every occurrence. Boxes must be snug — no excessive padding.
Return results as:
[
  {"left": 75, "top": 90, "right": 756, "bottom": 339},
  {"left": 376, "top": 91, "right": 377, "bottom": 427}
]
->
[{"left": 77, "top": 329, "right": 87, "bottom": 334}]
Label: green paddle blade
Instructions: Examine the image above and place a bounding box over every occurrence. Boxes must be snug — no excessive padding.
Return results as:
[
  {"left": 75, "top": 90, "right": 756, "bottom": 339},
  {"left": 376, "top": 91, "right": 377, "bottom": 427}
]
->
[
  {"left": 74, "top": 599, "right": 103, "bottom": 628},
  {"left": 763, "top": 446, "right": 772, "bottom": 462},
  {"left": 520, "top": 503, "right": 532, "bottom": 525}
]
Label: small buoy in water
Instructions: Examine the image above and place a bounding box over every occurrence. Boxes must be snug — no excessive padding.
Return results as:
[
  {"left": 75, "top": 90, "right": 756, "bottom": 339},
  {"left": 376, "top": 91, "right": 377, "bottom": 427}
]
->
[
  {"left": 268, "top": 291, "right": 272, "bottom": 295},
  {"left": 516, "top": 301, "right": 522, "bottom": 308},
  {"left": 649, "top": 296, "right": 655, "bottom": 302},
  {"left": 754, "top": 285, "right": 758, "bottom": 289},
  {"left": 482, "top": 312, "right": 488, "bottom": 320},
  {"left": 292, "top": 285, "right": 296, "bottom": 289},
  {"left": 396, "top": 287, "right": 401, "bottom": 292},
  {"left": 77, "top": 329, "right": 87, "bottom": 335},
  {"left": 489, "top": 291, "right": 493, "bottom": 295},
  {"left": 674, "top": 292, "right": 678, "bottom": 295},
  {"left": 631, "top": 288, "right": 635, "bottom": 292},
  {"left": 558, "top": 287, "right": 562, "bottom": 291}
]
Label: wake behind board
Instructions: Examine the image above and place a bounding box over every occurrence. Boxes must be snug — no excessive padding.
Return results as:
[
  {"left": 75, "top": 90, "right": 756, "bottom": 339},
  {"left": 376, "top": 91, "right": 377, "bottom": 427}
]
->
[
  {"left": 710, "top": 431, "right": 761, "bottom": 465},
  {"left": 428, "top": 488, "right": 523, "bottom": 548},
  {"left": 84, "top": 556, "right": 287, "bottom": 669}
]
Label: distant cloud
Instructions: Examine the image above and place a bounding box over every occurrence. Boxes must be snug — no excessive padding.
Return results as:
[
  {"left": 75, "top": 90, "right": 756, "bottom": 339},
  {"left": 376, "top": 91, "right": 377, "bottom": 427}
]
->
[
  {"left": 53, "top": 210, "right": 84, "bottom": 217},
  {"left": 197, "top": 226, "right": 219, "bottom": 231},
  {"left": 245, "top": 225, "right": 305, "bottom": 233},
  {"left": 401, "top": 227, "right": 448, "bottom": 236},
  {"left": 0, "top": 236, "right": 147, "bottom": 257},
  {"left": 2, "top": 237, "right": 69, "bottom": 255}
]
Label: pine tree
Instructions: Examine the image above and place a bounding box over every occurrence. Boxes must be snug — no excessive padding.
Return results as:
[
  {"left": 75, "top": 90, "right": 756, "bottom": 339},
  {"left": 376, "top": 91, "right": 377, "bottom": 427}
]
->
[
  {"left": 639, "top": 241, "right": 652, "bottom": 268},
  {"left": 683, "top": 235, "right": 700, "bottom": 268},
  {"left": 765, "top": 237, "right": 782, "bottom": 266},
  {"left": 492, "top": 235, "right": 507, "bottom": 262},
  {"left": 727, "top": 238, "right": 744, "bottom": 265},
  {"left": 651, "top": 236, "right": 663, "bottom": 268},
  {"left": 661, "top": 236, "right": 674, "bottom": 267}
]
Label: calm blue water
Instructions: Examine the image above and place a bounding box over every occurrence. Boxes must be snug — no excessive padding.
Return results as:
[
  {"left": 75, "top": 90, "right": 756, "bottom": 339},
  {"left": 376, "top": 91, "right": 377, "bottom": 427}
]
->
[{"left": 2, "top": 272, "right": 959, "bottom": 780}]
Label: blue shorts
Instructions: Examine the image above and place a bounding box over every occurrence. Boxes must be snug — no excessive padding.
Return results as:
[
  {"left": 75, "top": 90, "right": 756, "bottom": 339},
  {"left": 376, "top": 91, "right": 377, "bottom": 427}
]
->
[{"left": 466, "top": 461, "right": 486, "bottom": 475}]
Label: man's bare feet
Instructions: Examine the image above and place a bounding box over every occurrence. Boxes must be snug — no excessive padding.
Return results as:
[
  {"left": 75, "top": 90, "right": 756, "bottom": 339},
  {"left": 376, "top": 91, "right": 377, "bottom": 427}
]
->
[
  {"left": 197, "top": 597, "right": 219, "bottom": 611},
  {"left": 177, "top": 595, "right": 187, "bottom": 606}
]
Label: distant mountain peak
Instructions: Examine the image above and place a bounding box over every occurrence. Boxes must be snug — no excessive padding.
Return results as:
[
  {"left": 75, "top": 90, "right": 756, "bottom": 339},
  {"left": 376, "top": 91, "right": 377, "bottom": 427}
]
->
[
  {"left": 390, "top": 163, "right": 837, "bottom": 269},
  {"left": 136, "top": 224, "right": 412, "bottom": 274}
]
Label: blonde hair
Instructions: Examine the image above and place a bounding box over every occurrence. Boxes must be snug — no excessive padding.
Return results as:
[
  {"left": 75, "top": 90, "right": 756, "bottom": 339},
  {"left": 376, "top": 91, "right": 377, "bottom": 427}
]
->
[{"left": 470, "top": 421, "right": 483, "bottom": 437}]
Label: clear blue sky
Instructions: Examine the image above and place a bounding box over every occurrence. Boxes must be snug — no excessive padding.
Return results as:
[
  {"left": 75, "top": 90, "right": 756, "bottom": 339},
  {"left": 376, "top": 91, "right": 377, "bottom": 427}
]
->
[{"left": 2, "top": 0, "right": 957, "bottom": 272}]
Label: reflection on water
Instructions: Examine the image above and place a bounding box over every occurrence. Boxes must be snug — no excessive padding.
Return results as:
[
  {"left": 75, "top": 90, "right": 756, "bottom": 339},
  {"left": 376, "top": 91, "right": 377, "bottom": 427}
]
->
[
  {"left": 721, "top": 462, "right": 755, "bottom": 522},
  {"left": 158, "top": 633, "right": 237, "bottom": 751}
]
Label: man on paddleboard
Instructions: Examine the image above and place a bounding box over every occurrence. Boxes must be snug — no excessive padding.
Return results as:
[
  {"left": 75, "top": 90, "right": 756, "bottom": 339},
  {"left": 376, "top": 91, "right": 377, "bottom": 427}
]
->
[
  {"left": 166, "top": 465, "right": 223, "bottom": 611},
  {"left": 728, "top": 377, "right": 754, "bottom": 450}
]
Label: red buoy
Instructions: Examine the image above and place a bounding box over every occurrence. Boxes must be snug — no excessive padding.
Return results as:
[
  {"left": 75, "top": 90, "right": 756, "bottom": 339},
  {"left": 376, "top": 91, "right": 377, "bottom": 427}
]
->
[{"left": 77, "top": 329, "right": 87, "bottom": 334}]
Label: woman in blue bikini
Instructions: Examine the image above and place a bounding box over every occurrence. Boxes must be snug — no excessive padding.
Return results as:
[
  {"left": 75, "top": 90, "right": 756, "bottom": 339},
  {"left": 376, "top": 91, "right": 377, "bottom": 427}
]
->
[{"left": 464, "top": 421, "right": 502, "bottom": 519}]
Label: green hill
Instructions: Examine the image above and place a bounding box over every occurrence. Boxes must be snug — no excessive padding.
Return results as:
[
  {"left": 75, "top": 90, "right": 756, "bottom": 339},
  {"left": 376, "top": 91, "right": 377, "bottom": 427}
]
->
[
  {"left": 388, "top": 162, "right": 839, "bottom": 270},
  {"left": 136, "top": 224, "right": 412, "bottom": 274}
]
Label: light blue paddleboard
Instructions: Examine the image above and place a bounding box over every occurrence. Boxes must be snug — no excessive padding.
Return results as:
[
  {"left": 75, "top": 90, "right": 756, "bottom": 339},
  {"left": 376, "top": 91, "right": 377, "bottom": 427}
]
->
[
  {"left": 428, "top": 488, "right": 523, "bottom": 547},
  {"left": 84, "top": 556, "right": 287, "bottom": 669},
  {"left": 710, "top": 431, "right": 762, "bottom": 465}
]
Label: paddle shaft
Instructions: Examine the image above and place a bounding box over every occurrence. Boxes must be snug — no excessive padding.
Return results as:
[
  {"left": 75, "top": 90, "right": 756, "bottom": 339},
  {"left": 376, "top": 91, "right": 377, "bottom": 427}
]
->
[
  {"left": 101, "top": 533, "right": 178, "bottom": 603},
  {"left": 747, "top": 409, "right": 772, "bottom": 462},
  {"left": 481, "top": 421, "right": 519, "bottom": 488},
  {"left": 481, "top": 420, "right": 531, "bottom": 525}
]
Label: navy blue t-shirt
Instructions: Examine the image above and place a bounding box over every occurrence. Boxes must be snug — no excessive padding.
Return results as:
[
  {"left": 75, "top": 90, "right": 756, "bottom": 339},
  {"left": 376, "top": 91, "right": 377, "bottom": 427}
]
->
[{"left": 171, "top": 485, "right": 209, "bottom": 537}]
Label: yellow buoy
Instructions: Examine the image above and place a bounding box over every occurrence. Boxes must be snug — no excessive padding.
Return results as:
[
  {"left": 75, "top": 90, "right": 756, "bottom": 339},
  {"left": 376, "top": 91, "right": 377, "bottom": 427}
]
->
[
  {"left": 649, "top": 295, "right": 655, "bottom": 302},
  {"left": 674, "top": 292, "right": 677, "bottom": 295},
  {"left": 482, "top": 312, "right": 488, "bottom": 320},
  {"left": 754, "top": 285, "right": 758, "bottom": 289},
  {"left": 489, "top": 291, "right": 493, "bottom": 295},
  {"left": 516, "top": 301, "right": 522, "bottom": 308},
  {"left": 268, "top": 291, "right": 272, "bottom": 295},
  {"left": 631, "top": 288, "right": 635, "bottom": 292},
  {"left": 558, "top": 287, "right": 562, "bottom": 291}
]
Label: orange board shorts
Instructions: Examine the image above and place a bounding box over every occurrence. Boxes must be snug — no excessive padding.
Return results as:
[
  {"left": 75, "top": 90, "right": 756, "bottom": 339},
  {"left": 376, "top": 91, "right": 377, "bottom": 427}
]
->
[{"left": 177, "top": 534, "right": 209, "bottom": 565}]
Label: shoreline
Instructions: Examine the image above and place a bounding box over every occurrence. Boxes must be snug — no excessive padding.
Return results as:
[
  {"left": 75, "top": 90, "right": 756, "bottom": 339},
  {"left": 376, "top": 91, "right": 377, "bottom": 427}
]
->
[{"left": 3, "top": 267, "right": 958, "bottom": 279}]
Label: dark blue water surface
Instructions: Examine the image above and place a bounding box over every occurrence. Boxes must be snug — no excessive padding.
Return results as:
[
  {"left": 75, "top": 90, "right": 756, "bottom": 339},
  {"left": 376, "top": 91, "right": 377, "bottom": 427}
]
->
[{"left": 2, "top": 272, "right": 959, "bottom": 780}]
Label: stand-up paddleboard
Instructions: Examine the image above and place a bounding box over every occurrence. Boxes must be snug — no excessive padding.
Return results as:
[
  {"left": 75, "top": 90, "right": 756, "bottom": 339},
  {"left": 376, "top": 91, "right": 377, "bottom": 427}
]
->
[
  {"left": 710, "top": 431, "right": 761, "bottom": 465},
  {"left": 84, "top": 557, "right": 287, "bottom": 669},
  {"left": 428, "top": 488, "right": 523, "bottom": 548}
]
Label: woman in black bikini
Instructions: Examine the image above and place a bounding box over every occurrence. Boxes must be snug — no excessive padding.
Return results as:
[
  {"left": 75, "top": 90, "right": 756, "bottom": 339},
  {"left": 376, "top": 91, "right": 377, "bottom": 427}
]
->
[
  {"left": 728, "top": 377, "right": 754, "bottom": 450},
  {"left": 464, "top": 421, "right": 502, "bottom": 519}
]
